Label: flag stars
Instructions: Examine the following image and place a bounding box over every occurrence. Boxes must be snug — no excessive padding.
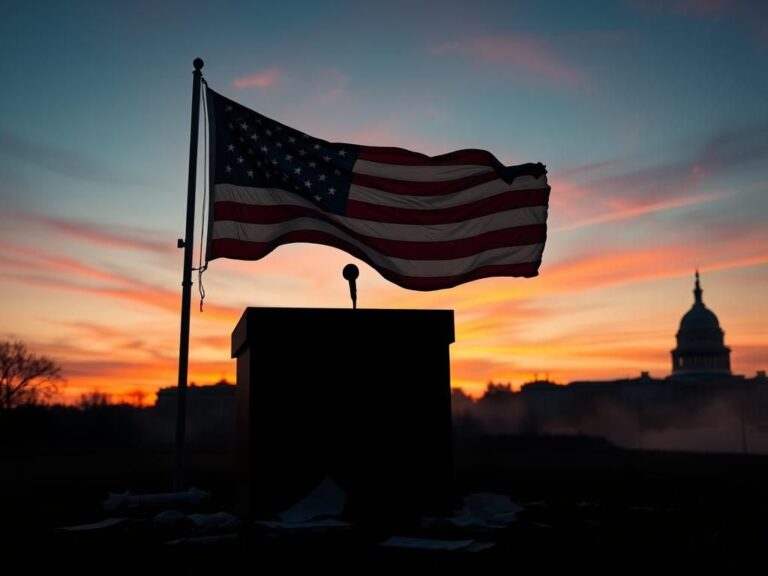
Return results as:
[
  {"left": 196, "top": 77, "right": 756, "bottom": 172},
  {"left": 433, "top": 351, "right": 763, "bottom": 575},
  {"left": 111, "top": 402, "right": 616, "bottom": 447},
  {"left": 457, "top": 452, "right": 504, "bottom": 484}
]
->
[
  {"left": 227, "top": 144, "right": 235, "bottom": 152},
  {"left": 338, "top": 149, "right": 347, "bottom": 157},
  {"left": 313, "top": 144, "right": 321, "bottom": 151},
  {"left": 288, "top": 136, "right": 296, "bottom": 144},
  {"left": 260, "top": 145, "right": 268, "bottom": 153},
  {"left": 265, "top": 129, "right": 272, "bottom": 136},
  {"left": 334, "top": 169, "right": 341, "bottom": 176},
  {"left": 328, "top": 186, "right": 336, "bottom": 195},
  {"left": 237, "top": 156, "right": 244, "bottom": 164},
  {"left": 323, "top": 155, "right": 331, "bottom": 162},
  {"left": 247, "top": 170, "right": 254, "bottom": 178},
  {"left": 309, "top": 161, "right": 316, "bottom": 168},
  {"left": 285, "top": 154, "right": 293, "bottom": 162},
  {"left": 318, "top": 174, "right": 326, "bottom": 182},
  {"left": 240, "top": 122, "right": 248, "bottom": 131},
  {"left": 314, "top": 194, "right": 322, "bottom": 202},
  {"left": 225, "top": 105, "right": 233, "bottom": 112},
  {"left": 276, "top": 142, "right": 283, "bottom": 149},
  {"left": 299, "top": 149, "right": 307, "bottom": 156},
  {"left": 225, "top": 165, "right": 232, "bottom": 173},
  {"left": 250, "top": 133, "right": 259, "bottom": 141},
  {"left": 294, "top": 167, "right": 302, "bottom": 175}
]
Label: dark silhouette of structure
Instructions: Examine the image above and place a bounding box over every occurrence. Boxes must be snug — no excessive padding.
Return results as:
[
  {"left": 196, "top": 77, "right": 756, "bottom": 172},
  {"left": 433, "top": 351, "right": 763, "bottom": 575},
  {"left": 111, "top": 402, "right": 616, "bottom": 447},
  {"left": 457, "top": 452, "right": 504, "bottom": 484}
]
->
[
  {"left": 231, "top": 307, "right": 454, "bottom": 527},
  {"left": 671, "top": 271, "right": 731, "bottom": 377},
  {"left": 454, "top": 272, "right": 768, "bottom": 452}
]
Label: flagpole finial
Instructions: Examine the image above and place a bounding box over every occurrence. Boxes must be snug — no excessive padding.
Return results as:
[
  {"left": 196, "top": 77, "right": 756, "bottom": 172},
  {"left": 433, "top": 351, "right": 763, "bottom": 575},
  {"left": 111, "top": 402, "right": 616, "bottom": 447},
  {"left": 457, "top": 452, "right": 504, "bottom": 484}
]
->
[{"left": 193, "top": 58, "right": 204, "bottom": 71}]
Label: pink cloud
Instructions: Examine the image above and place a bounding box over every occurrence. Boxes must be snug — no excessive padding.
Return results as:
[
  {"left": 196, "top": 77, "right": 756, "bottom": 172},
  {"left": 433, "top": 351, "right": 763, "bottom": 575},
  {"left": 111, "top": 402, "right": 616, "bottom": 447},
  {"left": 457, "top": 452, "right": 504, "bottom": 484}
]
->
[
  {"left": 313, "top": 68, "right": 349, "bottom": 106},
  {"left": 15, "top": 212, "right": 173, "bottom": 254},
  {"left": 233, "top": 67, "right": 283, "bottom": 89},
  {"left": 430, "top": 36, "right": 586, "bottom": 88},
  {"left": 553, "top": 190, "right": 735, "bottom": 232}
]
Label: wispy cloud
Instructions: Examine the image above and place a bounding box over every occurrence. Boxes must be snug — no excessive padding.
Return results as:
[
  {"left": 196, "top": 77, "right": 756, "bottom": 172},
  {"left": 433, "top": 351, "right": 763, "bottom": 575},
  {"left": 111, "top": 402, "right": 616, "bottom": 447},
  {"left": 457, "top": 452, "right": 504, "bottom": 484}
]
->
[
  {"left": 0, "top": 131, "right": 141, "bottom": 185},
  {"left": 233, "top": 67, "right": 284, "bottom": 89},
  {"left": 429, "top": 35, "right": 587, "bottom": 89},
  {"left": 551, "top": 124, "right": 768, "bottom": 229},
  {"left": 0, "top": 242, "right": 241, "bottom": 322},
  {"left": 554, "top": 190, "right": 735, "bottom": 232},
  {"left": 312, "top": 68, "right": 349, "bottom": 106},
  {"left": 15, "top": 212, "right": 173, "bottom": 255}
]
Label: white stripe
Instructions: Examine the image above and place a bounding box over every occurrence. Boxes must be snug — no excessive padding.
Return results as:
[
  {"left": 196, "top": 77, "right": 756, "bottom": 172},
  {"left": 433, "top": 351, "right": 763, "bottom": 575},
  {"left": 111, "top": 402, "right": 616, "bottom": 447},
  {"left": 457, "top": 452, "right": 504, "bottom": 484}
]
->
[
  {"left": 213, "top": 184, "right": 546, "bottom": 241},
  {"left": 352, "top": 159, "right": 493, "bottom": 182},
  {"left": 212, "top": 219, "right": 544, "bottom": 278},
  {"left": 349, "top": 174, "right": 548, "bottom": 210}
]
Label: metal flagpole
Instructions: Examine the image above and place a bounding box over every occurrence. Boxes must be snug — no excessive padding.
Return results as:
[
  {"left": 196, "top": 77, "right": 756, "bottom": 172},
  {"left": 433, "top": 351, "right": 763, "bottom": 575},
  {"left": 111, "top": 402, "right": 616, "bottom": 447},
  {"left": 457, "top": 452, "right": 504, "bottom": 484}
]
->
[{"left": 174, "top": 57, "right": 204, "bottom": 491}]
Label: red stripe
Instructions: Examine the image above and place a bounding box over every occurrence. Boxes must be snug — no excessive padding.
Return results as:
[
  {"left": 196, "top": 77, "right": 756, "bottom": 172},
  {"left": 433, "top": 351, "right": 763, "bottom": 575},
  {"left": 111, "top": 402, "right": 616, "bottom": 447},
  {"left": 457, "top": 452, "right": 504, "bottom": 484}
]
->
[
  {"left": 351, "top": 170, "right": 499, "bottom": 196},
  {"left": 208, "top": 236, "right": 541, "bottom": 291},
  {"left": 358, "top": 146, "right": 499, "bottom": 166},
  {"left": 214, "top": 187, "right": 548, "bottom": 226},
  {"left": 346, "top": 187, "right": 549, "bottom": 224},
  {"left": 214, "top": 202, "right": 545, "bottom": 259}
]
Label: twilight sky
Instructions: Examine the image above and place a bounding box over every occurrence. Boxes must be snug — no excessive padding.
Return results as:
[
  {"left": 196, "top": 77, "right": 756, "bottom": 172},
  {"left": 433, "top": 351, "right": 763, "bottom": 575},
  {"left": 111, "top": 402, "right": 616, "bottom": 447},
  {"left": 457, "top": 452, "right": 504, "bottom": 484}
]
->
[{"left": 1, "top": 0, "right": 766, "bottom": 403}]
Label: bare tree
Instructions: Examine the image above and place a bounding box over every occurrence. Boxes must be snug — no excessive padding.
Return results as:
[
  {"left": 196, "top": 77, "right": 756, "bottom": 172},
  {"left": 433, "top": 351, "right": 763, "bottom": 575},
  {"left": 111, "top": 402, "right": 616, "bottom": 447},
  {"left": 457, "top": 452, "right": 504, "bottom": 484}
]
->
[
  {"left": 79, "top": 390, "right": 111, "bottom": 409},
  {"left": 0, "top": 340, "right": 63, "bottom": 409}
]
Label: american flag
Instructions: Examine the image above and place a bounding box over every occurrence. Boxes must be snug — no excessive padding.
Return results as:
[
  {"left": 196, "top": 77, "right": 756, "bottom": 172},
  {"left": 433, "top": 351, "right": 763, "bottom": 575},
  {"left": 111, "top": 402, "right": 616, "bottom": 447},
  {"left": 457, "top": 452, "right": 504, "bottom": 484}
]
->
[{"left": 205, "top": 88, "right": 550, "bottom": 291}]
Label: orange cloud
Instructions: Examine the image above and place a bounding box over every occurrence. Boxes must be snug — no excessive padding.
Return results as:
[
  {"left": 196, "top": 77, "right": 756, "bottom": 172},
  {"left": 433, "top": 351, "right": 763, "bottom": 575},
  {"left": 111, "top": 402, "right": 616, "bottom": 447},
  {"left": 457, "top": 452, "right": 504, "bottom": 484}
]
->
[
  {"left": 17, "top": 212, "right": 173, "bottom": 254},
  {"left": 553, "top": 190, "right": 735, "bottom": 232},
  {"left": 233, "top": 67, "right": 283, "bottom": 89}
]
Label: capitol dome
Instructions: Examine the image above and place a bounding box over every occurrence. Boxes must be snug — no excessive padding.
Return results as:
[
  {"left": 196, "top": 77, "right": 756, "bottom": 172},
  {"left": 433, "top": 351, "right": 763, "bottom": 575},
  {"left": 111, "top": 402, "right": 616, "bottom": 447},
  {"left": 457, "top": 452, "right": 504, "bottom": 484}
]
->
[{"left": 671, "top": 272, "right": 731, "bottom": 376}]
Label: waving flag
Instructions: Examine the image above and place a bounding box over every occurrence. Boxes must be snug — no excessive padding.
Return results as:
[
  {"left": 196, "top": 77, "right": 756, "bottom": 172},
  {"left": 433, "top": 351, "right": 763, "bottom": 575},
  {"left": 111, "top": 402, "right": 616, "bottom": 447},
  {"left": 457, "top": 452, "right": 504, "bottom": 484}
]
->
[{"left": 205, "top": 88, "right": 550, "bottom": 291}]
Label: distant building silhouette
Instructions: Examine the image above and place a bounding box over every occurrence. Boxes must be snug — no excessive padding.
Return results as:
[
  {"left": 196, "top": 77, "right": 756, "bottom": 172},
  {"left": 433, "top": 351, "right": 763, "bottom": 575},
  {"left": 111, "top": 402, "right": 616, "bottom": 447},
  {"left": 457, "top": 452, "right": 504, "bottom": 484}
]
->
[
  {"left": 458, "top": 272, "right": 768, "bottom": 452},
  {"left": 671, "top": 271, "right": 731, "bottom": 377},
  {"left": 155, "top": 380, "right": 235, "bottom": 447}
]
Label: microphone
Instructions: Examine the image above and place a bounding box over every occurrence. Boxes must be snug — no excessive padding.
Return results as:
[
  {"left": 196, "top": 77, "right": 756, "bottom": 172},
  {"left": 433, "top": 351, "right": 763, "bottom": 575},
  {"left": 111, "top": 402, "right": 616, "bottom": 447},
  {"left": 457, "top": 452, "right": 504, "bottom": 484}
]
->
[{"left": 342, "top": 264, "right": 359, "bottom": 309}]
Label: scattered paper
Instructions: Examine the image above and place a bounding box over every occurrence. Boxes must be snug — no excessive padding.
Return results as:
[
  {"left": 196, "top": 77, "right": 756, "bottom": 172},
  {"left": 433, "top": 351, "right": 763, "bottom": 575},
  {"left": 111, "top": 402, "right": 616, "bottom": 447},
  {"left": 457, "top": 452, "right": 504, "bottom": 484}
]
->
[
  {"left": 153, "top": 509, "right": 191, "bottom": 528},
  {"left": 165, "top": 534, "right": 239, "bottom": 546},
  {"left": 277, "top": 477, "right": 346, "bottom": 524},
  {"left": 188, "top": 511, "right": 242, "bottom": 530},
  {"left": 255, "top": 518, "right": 352, "bottom": 530},
  {"left": 461, "top": 492, "right": 522, "bottom": 526},
  {"left": 422, "top": 492, "right": 523, "bottom": 529},
  {"left": 380, "top": 536, "right": 478, "bottom": 551},
  {"left": 57, "top": 518, "right": 126, "bottom": 532},
  {"left": 103, "top": 487, "right": 210, "bottom": 512}
]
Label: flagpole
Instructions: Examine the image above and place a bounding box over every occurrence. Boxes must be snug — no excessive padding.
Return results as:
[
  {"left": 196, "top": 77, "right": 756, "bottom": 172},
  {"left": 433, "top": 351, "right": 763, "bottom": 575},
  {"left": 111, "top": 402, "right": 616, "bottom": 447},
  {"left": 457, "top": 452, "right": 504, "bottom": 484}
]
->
[{"left": 174, "top": 57, "right": 204, "bottom": 491}]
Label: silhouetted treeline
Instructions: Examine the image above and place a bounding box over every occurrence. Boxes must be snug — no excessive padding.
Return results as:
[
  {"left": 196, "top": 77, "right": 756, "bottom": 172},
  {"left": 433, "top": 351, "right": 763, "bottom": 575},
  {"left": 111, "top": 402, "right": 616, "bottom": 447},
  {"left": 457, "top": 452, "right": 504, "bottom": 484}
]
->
[{"left": 4, "top": 375, "right": 768, "bottom": 455}]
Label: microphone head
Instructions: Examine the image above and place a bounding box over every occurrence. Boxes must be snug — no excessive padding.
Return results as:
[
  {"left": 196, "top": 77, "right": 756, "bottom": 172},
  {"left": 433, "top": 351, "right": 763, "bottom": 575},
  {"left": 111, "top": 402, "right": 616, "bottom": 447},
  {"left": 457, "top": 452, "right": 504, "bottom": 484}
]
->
[{"left": 342, "top": 264, "right": 359, "bottom": 281}]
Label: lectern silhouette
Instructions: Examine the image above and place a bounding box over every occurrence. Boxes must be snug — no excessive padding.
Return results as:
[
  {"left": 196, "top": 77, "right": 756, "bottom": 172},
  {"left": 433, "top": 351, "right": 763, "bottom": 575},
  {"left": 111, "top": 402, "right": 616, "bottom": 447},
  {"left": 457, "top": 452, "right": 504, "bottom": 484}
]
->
[{"left": 232, "top": 307, "right": 455, "bottom": 528}]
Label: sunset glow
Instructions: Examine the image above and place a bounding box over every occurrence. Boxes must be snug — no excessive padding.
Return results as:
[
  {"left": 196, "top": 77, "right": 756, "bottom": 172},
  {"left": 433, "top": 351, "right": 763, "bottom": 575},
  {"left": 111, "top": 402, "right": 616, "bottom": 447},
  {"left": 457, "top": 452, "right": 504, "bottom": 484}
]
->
[{"left": 1, "top": 1, "right": 765, "bottom": 403}]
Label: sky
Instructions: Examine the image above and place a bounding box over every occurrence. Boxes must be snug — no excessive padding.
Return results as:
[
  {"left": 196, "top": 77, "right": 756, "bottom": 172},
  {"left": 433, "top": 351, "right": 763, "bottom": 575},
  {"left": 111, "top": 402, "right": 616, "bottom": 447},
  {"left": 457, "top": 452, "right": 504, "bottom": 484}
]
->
[{"left": 1, "top": 0, "right": 766, "bottom": 403}]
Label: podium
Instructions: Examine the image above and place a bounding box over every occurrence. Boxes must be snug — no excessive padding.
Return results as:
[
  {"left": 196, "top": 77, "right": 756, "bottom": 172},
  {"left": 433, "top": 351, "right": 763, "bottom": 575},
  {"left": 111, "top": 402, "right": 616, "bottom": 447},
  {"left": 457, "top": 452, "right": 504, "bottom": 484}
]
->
[{"left": 232, "top": 307, "right": 454, "bottom": 528}]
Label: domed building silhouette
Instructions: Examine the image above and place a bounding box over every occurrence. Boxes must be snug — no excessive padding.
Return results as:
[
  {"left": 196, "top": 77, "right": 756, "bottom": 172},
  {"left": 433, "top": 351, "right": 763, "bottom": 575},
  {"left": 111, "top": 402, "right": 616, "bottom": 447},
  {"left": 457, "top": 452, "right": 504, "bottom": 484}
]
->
[{"left": 670, "top": 271, "right": 731, "bottom": 378}]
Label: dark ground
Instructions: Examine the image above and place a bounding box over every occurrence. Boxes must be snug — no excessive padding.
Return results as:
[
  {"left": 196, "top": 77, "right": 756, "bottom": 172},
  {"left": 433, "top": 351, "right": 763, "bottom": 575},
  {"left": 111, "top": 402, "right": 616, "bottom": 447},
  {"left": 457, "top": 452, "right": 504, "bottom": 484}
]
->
[{"left": 3, "top": 411, "right": 768, "bottom": 573}]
